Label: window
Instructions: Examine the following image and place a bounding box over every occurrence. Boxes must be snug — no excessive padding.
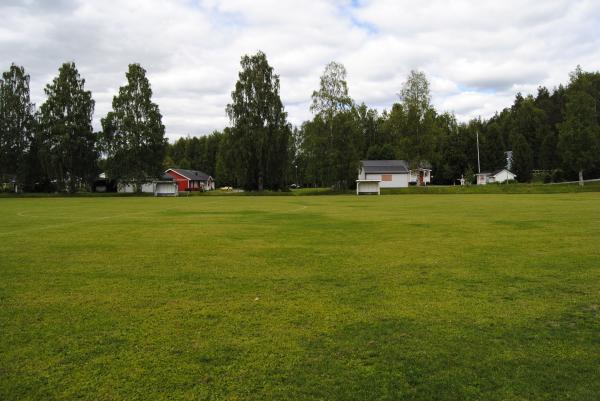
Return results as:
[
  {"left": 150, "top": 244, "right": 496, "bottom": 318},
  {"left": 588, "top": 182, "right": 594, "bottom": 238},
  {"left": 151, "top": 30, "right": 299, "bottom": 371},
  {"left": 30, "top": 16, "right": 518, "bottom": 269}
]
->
[{"left": 381, "top": 174, "right": 392, "bottom": 181}]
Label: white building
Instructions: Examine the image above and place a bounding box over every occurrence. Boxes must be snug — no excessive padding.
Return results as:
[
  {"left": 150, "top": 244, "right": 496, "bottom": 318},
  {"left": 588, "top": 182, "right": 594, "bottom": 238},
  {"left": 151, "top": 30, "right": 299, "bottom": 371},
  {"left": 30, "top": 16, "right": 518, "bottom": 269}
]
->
[
  {"left": 409, "top": 167, "right": 432, "bottom": 185},
  {"left": 358, "top": 160, "right": 409, "bottom": 188},
  {"left": 356, "top": 179, "right": 381, "bottom": 195},
  {"left": 358, "top": 160, "right": 432, "bottom": 188},
  {"left": 117, "top": 181, "right": 154, "bottom": 193},
  {"left": 153, "top": 180, "right": 178, "bottom": 196},
  {"left": 476, "top": 169, "right": 516, "bottom": 185}
]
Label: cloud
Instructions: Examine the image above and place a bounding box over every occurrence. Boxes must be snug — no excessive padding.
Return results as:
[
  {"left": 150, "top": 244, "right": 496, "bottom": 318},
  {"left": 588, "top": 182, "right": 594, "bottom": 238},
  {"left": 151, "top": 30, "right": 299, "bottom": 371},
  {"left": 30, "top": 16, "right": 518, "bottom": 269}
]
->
[{"left": 1, "top": 0, "right": 599, "bottom": 141}]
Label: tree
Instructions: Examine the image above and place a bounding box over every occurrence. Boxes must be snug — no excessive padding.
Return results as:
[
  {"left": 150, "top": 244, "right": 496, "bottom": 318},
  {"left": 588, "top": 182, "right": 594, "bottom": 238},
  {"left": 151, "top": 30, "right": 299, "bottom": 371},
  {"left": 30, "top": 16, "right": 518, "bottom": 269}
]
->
[
  {"left": 558, "top": 86, "right": 600, "bottom": 185},
  {"left": 0, "top": 64, "right": 35, "bottom": 190},
  {"left": 400, "top": 70, "right": 433, "bottom": 169},
  {"left": 101, "top": 64, "right": 166, "bottom": 190},
  {"left": 400, "top": 70, "right": 431, "bottom": 120},
  {"left": 38, "top": 62, "right": 97, "bottom": 193},
  {"left": 226, "top": 51, "right": 290, "bottom": 190},
  {"left": 310, "top": 61, "right": 353, "bottom": 118},
  {"left": 304, "top": 62, "right": 362, "bottom": 189},
  {"left": 366, "top": 144, "right": 396, "bottom": 160},
  {"left": 511, "top": 133, "right": 533, "bottom": 182}
]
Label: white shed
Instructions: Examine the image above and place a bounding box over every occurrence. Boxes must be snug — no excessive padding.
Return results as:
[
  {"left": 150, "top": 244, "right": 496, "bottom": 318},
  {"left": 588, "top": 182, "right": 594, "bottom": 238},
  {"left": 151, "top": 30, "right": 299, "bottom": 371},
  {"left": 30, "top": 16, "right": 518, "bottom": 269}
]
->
[
  {"left": 153, "top": 181, "right": 178, "bottom": 196},
  {"left": 476, "top": 169, "right": 516, "bottom": 185},
  {"left": 489, "top": 169, "right": 516, "bottom": 183},
  {"left": 356, "top": 179, "right": 381, "bottom": 195}
]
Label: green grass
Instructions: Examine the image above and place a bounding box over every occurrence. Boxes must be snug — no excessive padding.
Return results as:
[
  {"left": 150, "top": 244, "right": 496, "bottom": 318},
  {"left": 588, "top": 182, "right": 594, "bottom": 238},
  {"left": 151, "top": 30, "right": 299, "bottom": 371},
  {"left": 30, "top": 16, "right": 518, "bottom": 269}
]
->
[{"left": 1, "top": 194, "right": 600, "bottom": 400}]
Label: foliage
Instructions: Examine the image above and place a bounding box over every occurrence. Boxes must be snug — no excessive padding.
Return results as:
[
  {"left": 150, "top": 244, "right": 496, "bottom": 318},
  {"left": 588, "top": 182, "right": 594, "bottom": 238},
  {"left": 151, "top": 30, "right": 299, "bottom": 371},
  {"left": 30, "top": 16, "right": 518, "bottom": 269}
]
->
[
  {"left": 166, "top": 131, "right": 223, "bottom": 177},
  {"left": 225, "top": 51, "right": 291, "bottom": 190},
  {"left": 301, "top": 62, "right": 363, "bottom": 189},
  {"left": 558, "top": 67, "right": 600, "bottom": 181},
  {"left": 0, "top": 64, "right": 35, "bottom": 186},
  {"left": 310, "top": 61, "right": 353, "bottom": 118},
  {"left": 37, "top": 62, "right": 97, "bottom": 193},
  {"left": 101, "top": 64, "right": 166, "bottom": 189}
]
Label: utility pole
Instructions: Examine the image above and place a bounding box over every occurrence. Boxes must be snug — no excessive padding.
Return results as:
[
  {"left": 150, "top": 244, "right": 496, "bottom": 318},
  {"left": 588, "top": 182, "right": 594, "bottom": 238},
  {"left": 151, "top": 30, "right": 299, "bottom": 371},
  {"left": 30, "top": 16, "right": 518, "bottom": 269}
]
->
[{"left": 476, "top": 130, "right": 481, "bottom": 174}]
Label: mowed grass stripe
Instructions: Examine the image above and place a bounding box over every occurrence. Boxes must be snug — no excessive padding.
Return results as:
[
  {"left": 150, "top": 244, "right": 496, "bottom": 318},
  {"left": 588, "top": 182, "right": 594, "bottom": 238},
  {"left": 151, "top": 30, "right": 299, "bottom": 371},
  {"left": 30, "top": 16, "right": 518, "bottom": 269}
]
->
[{"left": 1, "top": 194, "right": 599, "bottom": 400}]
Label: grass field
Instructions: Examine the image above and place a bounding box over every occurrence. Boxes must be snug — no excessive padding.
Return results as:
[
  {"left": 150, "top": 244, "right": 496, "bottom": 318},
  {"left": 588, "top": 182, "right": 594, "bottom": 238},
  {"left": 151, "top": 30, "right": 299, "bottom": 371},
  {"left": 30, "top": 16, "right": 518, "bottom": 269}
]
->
[{"left": 1, "top": 194, "right": 600, "bottom": 400}]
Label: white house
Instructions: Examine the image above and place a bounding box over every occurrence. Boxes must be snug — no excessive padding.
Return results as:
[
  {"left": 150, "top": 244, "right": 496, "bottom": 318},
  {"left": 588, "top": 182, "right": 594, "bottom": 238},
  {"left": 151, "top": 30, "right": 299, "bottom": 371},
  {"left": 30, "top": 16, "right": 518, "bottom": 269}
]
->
[
  {"left": 476, "top": 169, "right": 516, "bottom": 185},
  {"left": 358, "top": 160, "right": 432, "bottom": 188},
  {"left": 409, "top": 165, "right": 432, "bottom": 186},
  {"left": 359, "top": 160, "right": 409, "bottom": 188}
]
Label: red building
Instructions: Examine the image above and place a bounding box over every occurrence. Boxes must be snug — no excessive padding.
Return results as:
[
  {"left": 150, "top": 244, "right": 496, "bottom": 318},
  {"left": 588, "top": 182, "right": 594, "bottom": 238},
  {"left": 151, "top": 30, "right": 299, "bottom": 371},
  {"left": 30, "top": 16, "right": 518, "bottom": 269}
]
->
[{"left": 164, "top": 169, "right": 215, "bottom": 192}]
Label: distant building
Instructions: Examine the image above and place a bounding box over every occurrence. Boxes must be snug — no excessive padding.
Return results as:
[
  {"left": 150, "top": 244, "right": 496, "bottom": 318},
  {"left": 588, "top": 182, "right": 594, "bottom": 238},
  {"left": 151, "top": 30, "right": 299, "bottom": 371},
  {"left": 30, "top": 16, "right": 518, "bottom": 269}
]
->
[
  {"left": 153, "top": 179, "right": 178, "bottom": 196},
  {"left": 358, "top": 160, "right": 431, "bottom": 188},
  {"left": 117, "top": 181, "right": 155, "bottom": 193},
  {"left": 165, "top": 168, "right": 215, "bottom": 192},
  {"left": 476, "top": 169, "right": 516, "bottom": 185}
]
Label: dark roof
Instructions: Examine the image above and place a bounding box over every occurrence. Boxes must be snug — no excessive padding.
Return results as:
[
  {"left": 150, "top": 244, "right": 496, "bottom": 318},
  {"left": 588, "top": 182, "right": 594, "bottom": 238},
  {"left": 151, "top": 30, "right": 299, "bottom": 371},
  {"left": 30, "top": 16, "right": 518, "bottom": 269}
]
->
[
  {"left": 360, "top": 160, "right": 414, "bottom": 174},
  {"left": 167, "top": 168, "right": 212, "bottom": 181}
]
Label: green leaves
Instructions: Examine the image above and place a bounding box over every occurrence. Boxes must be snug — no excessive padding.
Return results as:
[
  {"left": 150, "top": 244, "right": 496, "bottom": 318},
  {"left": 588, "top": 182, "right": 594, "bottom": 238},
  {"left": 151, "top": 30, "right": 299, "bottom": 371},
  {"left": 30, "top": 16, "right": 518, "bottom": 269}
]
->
[
  {"left": 37, "top": 62, "right": 97, "bottom": 192},
  {"left": 310, "top": 62, "right": 353, "bottom": 118},
  {"left": 101, "top": 64, "right": 166, "bottom": 188},
  {"left": 225, "top": 51, "right": 290, "bottom": 191},
  {"left": 0, "top": 64, "right": 35, "bottom": 184}
]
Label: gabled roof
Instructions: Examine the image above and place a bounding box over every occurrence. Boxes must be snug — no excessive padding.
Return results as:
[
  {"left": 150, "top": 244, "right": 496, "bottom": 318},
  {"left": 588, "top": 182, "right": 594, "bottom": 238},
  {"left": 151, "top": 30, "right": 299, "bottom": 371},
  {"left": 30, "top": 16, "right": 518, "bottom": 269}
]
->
[
  {"left": 166, "top": 168, "right": 212, "bottom": 181},
  {"left": 491, "top": 169, "right": 515, "bottom": 176},
  {"left": 361, "top": 160, "right": 409, "bottom": 174}
]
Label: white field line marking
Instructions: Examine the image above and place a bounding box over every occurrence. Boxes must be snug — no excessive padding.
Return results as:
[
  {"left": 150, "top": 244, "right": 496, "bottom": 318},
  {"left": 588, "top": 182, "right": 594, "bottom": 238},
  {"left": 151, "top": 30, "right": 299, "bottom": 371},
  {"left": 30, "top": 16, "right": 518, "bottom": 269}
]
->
[{"left": 288, "top": 205, "right": 308, "bottom": 212}]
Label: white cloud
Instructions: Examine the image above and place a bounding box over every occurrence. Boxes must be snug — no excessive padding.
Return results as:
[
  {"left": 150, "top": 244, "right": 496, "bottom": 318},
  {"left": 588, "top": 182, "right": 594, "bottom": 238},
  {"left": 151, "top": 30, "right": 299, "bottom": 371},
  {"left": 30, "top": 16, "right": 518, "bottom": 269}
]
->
[{"left": 1, "top": 0, "right": 599, "bottom": 141}]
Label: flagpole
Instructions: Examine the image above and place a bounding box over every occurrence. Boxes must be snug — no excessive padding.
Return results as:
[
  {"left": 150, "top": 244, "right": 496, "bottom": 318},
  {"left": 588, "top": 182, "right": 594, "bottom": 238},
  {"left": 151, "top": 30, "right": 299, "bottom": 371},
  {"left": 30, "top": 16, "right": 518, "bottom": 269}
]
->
[{"left": 476, "top": 130, "right": 481, "bottom": 174}]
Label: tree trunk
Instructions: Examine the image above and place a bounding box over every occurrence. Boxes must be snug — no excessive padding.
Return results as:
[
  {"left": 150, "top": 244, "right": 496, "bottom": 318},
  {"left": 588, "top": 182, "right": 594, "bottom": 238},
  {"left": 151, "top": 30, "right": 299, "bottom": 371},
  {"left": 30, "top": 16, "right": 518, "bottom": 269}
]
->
[
  {"left": 579, "top": 170, "right": 584, "bottom": 186},
  {"left": 258, "top": 173, "right": 264, "bottom": 191}
]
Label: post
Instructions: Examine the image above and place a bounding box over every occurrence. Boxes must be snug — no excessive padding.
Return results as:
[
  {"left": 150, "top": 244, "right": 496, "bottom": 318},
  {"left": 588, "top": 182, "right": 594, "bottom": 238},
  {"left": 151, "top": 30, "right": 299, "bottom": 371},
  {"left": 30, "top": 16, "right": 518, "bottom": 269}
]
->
[
  {"left": 476, "top": 130, "right": 481, "bottom": 174},
  {"left": 579, "top": 170, "right": 584, "bottom": 186}
]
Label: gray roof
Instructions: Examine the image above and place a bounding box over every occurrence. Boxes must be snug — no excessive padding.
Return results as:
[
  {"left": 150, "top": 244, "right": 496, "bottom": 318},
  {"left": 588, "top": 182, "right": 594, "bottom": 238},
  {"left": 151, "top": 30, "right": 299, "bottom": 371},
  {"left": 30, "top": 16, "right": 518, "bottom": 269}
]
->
[
  {"left": 167, "top": 168, "right": 212, "bottom": 181},
  {"left": 361, "top": 160, "right": 417, "bottom": 174}
]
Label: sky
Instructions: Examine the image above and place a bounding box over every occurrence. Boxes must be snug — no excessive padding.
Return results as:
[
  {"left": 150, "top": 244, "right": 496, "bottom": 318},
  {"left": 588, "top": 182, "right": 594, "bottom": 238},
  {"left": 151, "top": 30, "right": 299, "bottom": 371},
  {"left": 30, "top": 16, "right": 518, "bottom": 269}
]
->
[{"left": 1, "top": 0, "right": 600, "bottom": 141}]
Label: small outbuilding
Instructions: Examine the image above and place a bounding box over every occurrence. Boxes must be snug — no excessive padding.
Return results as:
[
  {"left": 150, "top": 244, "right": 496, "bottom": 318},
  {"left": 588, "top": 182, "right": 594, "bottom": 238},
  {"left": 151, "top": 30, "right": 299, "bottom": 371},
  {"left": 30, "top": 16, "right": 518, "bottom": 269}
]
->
[
  {"left": 153, "top": 180, "right": 178, "bottom": 196},
  {"left": 356, "top": 179, "right": 381, "bottom": 195},
  {"left": 476, "top": 169, "right": 516, "bottom": 185}
]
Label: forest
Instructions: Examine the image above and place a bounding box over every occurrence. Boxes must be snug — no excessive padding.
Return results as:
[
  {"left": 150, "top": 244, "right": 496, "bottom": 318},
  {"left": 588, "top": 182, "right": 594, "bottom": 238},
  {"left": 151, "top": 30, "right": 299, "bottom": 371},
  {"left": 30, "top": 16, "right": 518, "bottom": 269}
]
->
[{"left": 1, "top": 52, "right": 599, "bottom": 192}]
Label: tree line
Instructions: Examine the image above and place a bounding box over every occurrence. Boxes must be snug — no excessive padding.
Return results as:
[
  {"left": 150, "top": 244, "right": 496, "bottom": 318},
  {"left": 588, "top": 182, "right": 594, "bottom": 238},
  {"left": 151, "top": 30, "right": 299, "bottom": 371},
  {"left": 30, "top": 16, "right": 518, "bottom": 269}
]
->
[
  {"left": 0, "top": 62, "right": 166, "bottom": 192},
  {"left": 2, "top": 53, "right": 600, "bottom": 192}
]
